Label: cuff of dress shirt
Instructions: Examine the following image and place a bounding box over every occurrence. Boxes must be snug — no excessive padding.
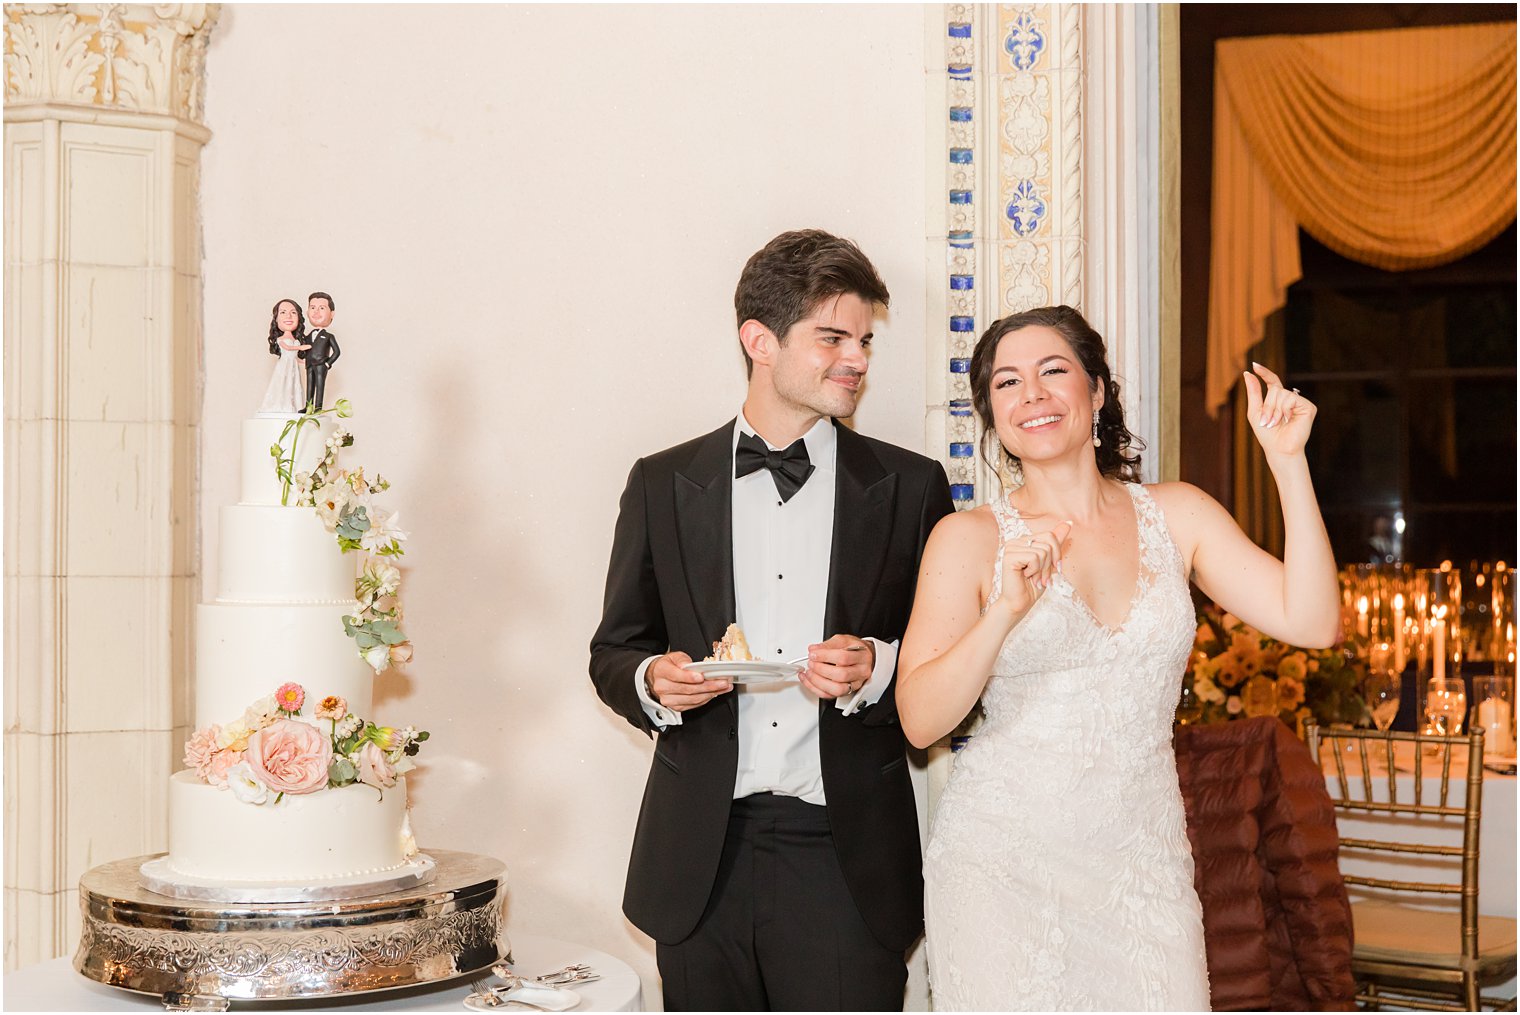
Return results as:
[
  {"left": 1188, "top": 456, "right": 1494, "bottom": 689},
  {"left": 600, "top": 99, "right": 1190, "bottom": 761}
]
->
[
  {"left": 636, "top": 655, "right": 682, "bottom": 728},
  {"left": 835, "top": 637, "right": 897, "bottom": 716}
]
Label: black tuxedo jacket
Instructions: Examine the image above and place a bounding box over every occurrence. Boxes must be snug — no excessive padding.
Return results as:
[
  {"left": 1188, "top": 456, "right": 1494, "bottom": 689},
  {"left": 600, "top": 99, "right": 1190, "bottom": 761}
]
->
[
  {"left": 301, "top": 330, "right": 340, "bottom": 369},
  {"left": 589, "top": 419, "right": 953, "bottom": 950}
]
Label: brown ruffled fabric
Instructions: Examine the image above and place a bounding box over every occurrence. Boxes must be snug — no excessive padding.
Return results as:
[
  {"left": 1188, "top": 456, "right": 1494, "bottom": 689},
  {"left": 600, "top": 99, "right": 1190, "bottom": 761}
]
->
[{"left": 1175, "top": 716, "right": 1356, "bottom": 1011}]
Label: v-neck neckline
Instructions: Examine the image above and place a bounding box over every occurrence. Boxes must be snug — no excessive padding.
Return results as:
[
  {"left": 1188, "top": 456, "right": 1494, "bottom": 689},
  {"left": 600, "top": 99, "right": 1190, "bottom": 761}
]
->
[{"left": 1005, "top": 483, "right": 1149, "bottom": 637}]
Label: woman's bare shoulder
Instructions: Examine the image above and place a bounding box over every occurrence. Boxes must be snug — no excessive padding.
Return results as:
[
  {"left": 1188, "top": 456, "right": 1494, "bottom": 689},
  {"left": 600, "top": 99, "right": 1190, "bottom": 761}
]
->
[
  {"left": 926, "top": 503, "right": 1000, "bottom": 560},
  {"left": 1143, "top": 480, "right": 1223, "bottom": 518}
]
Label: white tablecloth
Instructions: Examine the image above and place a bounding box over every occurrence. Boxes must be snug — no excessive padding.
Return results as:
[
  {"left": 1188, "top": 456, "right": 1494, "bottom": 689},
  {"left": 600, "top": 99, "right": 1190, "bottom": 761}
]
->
[
  {"left": 3, "top": 931, "right": 643, "bottom": 1012},
  {"left": 1322, "top": 744, "right": 1516, "bottom": 919}
]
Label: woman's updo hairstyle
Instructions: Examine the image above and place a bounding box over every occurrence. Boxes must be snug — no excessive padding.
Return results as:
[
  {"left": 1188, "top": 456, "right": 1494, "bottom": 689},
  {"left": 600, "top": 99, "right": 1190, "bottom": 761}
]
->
[{"left": 968, "top": 304, "right": 1144, "bottom": 483}]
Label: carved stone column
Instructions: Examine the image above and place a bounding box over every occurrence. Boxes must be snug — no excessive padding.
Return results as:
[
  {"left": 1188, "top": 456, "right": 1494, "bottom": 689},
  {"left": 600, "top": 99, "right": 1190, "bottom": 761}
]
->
[{"left": 3, "top": 2, "right": 217, "bottom": 969}]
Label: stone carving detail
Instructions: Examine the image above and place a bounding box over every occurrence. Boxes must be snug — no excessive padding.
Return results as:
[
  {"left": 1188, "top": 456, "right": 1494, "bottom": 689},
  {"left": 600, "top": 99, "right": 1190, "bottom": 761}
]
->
[{"left": 4, "top": 3, "right": 219, "bottom": 122}]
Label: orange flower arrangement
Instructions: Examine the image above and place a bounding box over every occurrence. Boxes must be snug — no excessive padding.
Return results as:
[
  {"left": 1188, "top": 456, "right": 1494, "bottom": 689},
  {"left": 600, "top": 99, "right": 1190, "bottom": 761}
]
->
[{"left": 1185, "top": 605, "right": 1366, "bottom": 731}]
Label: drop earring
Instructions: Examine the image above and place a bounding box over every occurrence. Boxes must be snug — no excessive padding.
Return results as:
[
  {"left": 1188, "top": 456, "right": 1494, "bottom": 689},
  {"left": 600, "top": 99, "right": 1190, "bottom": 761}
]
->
[{"left": 1091, "top": 411, "right": 1101, "bottom": 448}]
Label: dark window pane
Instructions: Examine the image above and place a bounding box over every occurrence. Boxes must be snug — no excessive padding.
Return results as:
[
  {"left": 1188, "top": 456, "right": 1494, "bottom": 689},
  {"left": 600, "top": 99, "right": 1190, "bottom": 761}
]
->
[
  {"left": 1440, "top": 285, "right": 1517, "bottom": 369},
  {"left": 1300, "top": 378, "right": 1400, "bottom": 507},
  {"left": 1406, "top": 377, "right": 1516, "bottom": 504},
  {"left": 1285, "top": 288, "right": 1403, "bottom": 375},
  {"left": 1400, "top": 508, "right": 1517, "bottom": 569},
  {"left": 1279, "top": 227, "right": 1515, "bottom": 571}
]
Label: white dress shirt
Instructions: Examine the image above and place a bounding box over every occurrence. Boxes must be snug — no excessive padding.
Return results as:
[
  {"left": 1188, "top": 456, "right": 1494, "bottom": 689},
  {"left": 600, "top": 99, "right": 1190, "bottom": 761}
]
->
[{"left": 634, "top": 414, "right": 898, "bottom": 804}]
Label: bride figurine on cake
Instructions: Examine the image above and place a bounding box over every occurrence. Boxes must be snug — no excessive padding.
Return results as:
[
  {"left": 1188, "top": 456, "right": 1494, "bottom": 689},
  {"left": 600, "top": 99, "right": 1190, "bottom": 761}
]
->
[{"left": 258, "top": 297, "right": 312, "bottom": 413}]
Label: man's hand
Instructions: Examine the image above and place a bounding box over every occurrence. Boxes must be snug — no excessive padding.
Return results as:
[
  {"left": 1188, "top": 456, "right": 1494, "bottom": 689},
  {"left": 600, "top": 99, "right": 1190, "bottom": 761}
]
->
[
  {"left": 647, "top": 651, "right": 733, "bottom": 712},
  {"left": 798, "top": 634, "right": 876, "bottom": 700}
]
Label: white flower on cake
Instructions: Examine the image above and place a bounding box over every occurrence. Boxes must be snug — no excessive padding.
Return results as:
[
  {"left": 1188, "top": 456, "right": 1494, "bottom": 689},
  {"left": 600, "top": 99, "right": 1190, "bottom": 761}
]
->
[
  {"left": 360, "top": 508, "right": 407, "bottom": 555},
  {"left": 216, "top": 718, "right": 252, "bottom": 753},
  {"left": 400, "top": 809, "right": 418, "bottom": 858},
  {"left": 314, "top": 481, "right": 355, "bottom": 528},
  {"left": 269, "top": 401, "right": 413, "bottom": 672},
  {"left": 706, "top": 623, "right": 754, "bottom": 662},
  {"left": 226, "top": 761, "right": 270, "bottom": 805}
]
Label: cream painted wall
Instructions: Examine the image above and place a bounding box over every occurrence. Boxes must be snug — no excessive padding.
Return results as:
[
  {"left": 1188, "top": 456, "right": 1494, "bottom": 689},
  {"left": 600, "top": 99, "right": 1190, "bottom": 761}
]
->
[{"left": 201, "top": 4, "right": 931, "bottom": 1006}]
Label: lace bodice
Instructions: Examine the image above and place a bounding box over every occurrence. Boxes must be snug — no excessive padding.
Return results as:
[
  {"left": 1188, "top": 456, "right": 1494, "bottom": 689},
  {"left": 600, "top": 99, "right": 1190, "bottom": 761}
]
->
[
  {"left": 977, "top": 482, "right": 1197, "bottom": 754},
  {"left": 923, "top": 483, "right": 1211, "bottom": 1011}
]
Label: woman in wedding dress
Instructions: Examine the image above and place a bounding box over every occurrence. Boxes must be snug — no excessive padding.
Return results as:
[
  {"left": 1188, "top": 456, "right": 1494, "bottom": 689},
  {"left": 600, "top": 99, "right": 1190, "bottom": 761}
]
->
[
  {"left": 258, "top": 297, "right": 310, "bottom": 413},
  {"left": 897, "top": 305, "right": 1339, "bottom": 1011}
]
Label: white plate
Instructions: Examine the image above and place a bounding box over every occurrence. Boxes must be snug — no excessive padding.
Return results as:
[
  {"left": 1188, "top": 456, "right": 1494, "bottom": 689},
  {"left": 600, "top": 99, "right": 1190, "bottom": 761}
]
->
[{"left": 683, "top": 660, "right": 802, "bottom": 684}]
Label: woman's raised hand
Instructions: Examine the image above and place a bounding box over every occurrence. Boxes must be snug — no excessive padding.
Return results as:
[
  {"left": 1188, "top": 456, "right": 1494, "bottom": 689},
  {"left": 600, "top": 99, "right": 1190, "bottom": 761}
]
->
[
  {"left": 1243, "top": 362, "right": 1315, "bottom": 458},
  {"left": 994, "top": 521, "right": 1073, "bottom": 618}
]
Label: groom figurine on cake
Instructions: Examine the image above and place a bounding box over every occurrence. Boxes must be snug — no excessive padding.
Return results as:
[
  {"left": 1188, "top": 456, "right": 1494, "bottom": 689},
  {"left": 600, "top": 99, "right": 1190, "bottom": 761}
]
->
[
  {"left": 302, "top": 291, "right": 341, "bottom": 411},
  {"left": 590, "top": 229, "right": 953, "bottom": 1010}
]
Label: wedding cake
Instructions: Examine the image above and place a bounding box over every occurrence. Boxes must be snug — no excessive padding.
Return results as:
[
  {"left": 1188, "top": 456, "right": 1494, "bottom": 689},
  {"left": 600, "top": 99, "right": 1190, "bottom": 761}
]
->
[{"left": 151, "top": 407, "right": 428, "bottom": 897}]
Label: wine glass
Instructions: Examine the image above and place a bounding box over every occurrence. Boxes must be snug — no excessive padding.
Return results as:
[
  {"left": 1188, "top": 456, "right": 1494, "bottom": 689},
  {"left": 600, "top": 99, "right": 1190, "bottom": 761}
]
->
[
  {"left": 1362, "top": 642, "right": 1401, "bottom": 733},
  {"left": 1176, "top": 673, "right": 1204, "bottom": 726},
  {"left": 1425, "top": 676, "right": 1467, "bottom": 736}
]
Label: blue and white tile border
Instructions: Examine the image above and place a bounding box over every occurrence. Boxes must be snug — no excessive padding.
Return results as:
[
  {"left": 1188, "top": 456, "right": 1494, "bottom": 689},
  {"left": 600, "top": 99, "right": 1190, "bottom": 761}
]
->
[{"left": 936, "top": 4, "right": 1083, "bottom": 510}]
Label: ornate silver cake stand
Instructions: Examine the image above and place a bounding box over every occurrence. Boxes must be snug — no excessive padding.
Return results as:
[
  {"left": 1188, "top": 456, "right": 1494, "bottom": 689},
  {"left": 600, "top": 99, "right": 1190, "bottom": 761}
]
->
[{"left": 75, "top": 849, "right": 509, "bottom": 1006}]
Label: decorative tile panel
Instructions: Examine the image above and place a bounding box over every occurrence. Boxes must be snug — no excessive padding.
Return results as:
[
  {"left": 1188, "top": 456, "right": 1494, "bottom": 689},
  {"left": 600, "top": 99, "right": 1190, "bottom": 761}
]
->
[{"left": 938, "top": 4, "right": 1083, "bottom": 508}]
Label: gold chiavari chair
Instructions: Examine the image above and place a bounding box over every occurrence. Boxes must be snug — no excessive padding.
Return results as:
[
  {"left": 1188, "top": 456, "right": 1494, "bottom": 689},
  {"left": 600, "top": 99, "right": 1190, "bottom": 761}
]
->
[{"left": 1305, "top": 724, "right": 1517, "bottom": 1011}]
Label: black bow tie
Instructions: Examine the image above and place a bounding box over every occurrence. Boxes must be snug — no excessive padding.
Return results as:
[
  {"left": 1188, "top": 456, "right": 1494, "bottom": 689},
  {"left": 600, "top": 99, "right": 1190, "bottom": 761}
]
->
[{"left": 735, "top": 431, "right": 815, "bottom": 503}]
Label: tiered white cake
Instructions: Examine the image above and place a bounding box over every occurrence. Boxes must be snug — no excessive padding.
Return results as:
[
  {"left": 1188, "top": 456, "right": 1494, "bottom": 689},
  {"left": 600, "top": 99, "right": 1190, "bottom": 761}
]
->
[{"left": 161, "top": 413, "right": 413, "bottom": 887}]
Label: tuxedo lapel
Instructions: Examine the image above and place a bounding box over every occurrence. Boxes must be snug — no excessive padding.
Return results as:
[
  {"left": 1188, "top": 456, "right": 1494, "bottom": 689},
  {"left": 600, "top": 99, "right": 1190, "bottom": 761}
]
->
[
  {"left": 674, "top": 422, "right": 737, "bottom": 659},
  {"left": 824, "top": 423, "right": 896, "bottom": 638}
]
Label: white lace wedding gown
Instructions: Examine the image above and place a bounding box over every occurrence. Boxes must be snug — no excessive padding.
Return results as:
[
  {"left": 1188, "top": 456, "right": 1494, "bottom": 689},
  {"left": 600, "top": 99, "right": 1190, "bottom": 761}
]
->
[
  {"left": 924, "top": 483, "right": 1211, "bottom": 1011},
  {"left": 259, "top": 343, "right": 306, "bottom": 413}
]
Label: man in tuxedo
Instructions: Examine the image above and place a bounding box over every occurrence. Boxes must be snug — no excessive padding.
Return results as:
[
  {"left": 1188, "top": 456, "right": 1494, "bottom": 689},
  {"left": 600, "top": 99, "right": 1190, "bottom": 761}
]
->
[
  {"left": 589, "top": 229, "right": 954, "bottom": 1010},
  {"left": 302, "top": 291, "right": 341, "bottom": 410}
]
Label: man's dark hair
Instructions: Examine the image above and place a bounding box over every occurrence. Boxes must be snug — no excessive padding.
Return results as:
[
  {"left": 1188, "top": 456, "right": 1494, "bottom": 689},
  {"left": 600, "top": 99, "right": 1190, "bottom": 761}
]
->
[
  {"left": 308, "top": 291, "right": 335, "bottom": 312},
  {"left": 733, "top": 229, "right": 889, "bottom": 377}
]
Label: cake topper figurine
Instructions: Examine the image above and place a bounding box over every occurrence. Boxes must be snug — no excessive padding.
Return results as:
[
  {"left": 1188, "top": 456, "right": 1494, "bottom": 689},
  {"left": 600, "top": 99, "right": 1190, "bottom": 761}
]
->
[
  {"left": 258, "top": 297, "right": 311, "bottom": 413},
  {"left": 303, "top": 291, "right": 342, "bottom": 411}
]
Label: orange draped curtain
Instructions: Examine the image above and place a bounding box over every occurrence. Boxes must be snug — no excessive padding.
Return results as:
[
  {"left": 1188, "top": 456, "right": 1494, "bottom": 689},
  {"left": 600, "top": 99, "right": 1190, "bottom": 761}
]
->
[{"left": 1206, "top": 22, "right": 1517, "bottom": 415}]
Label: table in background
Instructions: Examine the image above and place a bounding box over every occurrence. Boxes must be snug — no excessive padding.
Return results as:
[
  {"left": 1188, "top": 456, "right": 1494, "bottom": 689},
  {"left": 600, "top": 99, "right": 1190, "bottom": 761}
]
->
[{"left": 3, "top": 932, "right": 642, "bottom": 1012}]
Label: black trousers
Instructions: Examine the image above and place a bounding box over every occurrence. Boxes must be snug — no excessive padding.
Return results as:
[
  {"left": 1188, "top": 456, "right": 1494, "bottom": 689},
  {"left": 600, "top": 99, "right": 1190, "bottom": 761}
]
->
[
  {"left": 656, "top": 793, "right": 907, "bottom": 1012},
  {"left": 306, "top": 365, "right": 329, "bottom": 411}
]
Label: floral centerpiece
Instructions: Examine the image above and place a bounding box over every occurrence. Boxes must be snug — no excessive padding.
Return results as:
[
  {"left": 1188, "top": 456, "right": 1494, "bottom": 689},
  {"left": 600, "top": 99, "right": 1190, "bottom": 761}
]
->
[
  {"left": 184, "top": 682, "right": 428, "bottom": 806},
  {"left": 270, "top": 401, "right": 412, "bottom": 673},
  {"left": 1186, "top": 605, "right": 1367, "bottom": 731}
]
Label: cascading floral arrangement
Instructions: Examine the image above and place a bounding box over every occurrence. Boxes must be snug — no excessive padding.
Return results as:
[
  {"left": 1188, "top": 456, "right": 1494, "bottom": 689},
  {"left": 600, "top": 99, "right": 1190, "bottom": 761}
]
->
[
  {"left": 1186, "top": 604, "right": 1367, "bottom": 732},
  {"left": 183, "top": 682, "right": 429, "bottom": 805},
  {"left": 270, "top": 400, "right": 412, "bottom": 673}
]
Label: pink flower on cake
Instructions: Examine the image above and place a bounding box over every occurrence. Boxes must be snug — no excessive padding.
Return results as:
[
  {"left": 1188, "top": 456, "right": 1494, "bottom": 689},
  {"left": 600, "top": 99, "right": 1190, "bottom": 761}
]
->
[
  {"left": 275, "top": 682, "right": 305, "bottom": 714},
  {"left": 356, "top": 741, "right": 398, "bottom": 789},
  {"left": 315, "top": 695, "right": 348, "bottom": 721},
  {"left": 207, "top": 747, "right": 244, "bottom": 788},
  {"left": 184, "top": 724, "right": 221, "bottom": 780},
  {"left": 245, "top": 718, "right": 333, "bottom": 795},
  {"left": 388, "top": 642, "right": 414, "bottom": 666}
]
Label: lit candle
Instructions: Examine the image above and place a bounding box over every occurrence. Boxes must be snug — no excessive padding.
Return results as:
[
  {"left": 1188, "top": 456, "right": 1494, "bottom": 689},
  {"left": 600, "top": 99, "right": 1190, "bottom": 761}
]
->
[
  {"left": 1476, "top": 697, "right": 1515, "bottom": 755},
  {"left": 1433, "top": 606, "right": 1447, "bottom": 684},
  {"left": 1393, "top": 593, "right": 1406, "bottom": 671},
  {"left": 1357, "top": 596, "right": 1369, "bottom": 638}
]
